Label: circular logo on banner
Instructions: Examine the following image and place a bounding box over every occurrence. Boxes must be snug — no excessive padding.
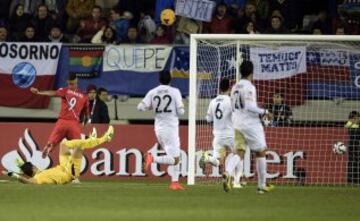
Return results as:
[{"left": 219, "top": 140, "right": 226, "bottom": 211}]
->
[
  {"left": 355, "top": 61, "right": 360, "bottom": 70},
  {"left": 354, "top": 76, "right": 360, "bottom": 88},
  {"left": 12, "top": 62, "right": 37, "bottom": 88}
]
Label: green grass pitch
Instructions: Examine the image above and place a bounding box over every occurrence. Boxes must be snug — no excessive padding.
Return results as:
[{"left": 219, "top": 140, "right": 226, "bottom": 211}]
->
[{"left": 0, "top": 180, "right": 359, "bottom": 221}]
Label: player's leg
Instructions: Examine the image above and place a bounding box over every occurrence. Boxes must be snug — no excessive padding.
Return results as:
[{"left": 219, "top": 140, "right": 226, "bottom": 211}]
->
[
  {"left": 200, "top": 137, "right": 223, "bottom": 170},
  {"left": 65, "top": 121, "right": 83, "bottom": 180},
  {"left": 150, "top": 131, "right": 177, "bottom": 165},
  {"left": 247, "top": 125, "right": 274, "bottom": 193},
  {"left": 151, "top": 129, "right": 184, "bottom": 190},
  {"left": 233, "top": 131, "right": 246, "bottom": 188},
  {"left": 62, "top": 126, "right": 114, "bottom": 150},
  {"left": 45, "top": 120, "right": 66, "bottom": 158}
]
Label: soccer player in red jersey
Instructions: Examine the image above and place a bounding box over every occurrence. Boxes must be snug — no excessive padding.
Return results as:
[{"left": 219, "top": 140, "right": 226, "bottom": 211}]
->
[{"left": 30, "top": 73, "right": 88, "bottom": 179}]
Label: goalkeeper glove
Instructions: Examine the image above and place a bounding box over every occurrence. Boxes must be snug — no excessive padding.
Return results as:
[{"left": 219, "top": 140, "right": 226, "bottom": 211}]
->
[{"left": 2, "top": 170, "right": 20, "bottom": 179}]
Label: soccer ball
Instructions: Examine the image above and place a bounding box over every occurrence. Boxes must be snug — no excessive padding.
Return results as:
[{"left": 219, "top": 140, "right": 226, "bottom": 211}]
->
[
  {"left": 160, "top": 9, "right": 176, "bottom": 26},
  {"left": 332, "top": 142, "right": 347, "bottom": 154}
]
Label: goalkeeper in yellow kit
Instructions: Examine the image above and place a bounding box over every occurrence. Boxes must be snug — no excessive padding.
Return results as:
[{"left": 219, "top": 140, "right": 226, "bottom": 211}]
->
[{"left": 2, "top": 126, "right": 114, "bottom": 184}]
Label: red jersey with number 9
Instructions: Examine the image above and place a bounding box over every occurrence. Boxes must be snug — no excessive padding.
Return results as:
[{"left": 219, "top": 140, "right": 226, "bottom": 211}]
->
[{"left": 56, "top": 88, "right": 88, "bottom": 121}]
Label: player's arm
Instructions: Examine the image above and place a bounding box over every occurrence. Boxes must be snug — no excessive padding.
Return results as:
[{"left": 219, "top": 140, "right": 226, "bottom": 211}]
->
[
  {"left": 30, "top": 87, "right": 57, "bottom": 97},
  {"left": 2, "top": 171, "right": 37, "bottom": 184},
  {"left": 244, "top": 87, "right": 272, "bottom": 118},
  {"left": 205, "top": 101, "right": 213, "bottom": 123},
  {"left": 137, "top": 91, "right": 152, "bottom": 111},
  {"left": 175, "top": 90, "right": 185, "bottom": 116}
]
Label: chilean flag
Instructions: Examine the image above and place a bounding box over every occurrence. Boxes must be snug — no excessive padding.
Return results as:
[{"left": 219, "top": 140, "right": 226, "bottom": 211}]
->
[{"left": 0, "top": 42, "right": 62, "bottom": 108}]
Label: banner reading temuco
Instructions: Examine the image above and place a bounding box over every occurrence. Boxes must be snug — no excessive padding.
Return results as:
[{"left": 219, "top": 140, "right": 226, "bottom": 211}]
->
[
  {"left": 103, "top": 45, "right": 172, "bottom": 72},
  {"left": 250, "top": 46, "right": 307, "bottom": 80}
]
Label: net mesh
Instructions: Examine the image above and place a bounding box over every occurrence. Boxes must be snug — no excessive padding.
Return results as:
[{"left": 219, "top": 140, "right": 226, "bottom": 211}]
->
[{"left": 193, "top": 38, "right": 360, "bottom": 186}]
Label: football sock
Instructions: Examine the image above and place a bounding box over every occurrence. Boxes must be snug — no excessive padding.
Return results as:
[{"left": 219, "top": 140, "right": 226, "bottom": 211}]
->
[
  {"left": 169, "top": 164, "right": 180, "bottom": 182},
  {"left": 72, "top": 157, "right": 83, "bottom": 178},
  {"left": 226, "top": 154, "right": 240, "bottom": 176},
  {"left": 234, "top": 156, "right": 243, "bottom": 185},
  {"left": 256, "top": 157, "right": 267, "bottom": 189},
  {"left": 153, "top": 155, "right": 175, "bottom": 165},
  {"left": 208, "top": 155, "right": 220, "bottom": 167}
]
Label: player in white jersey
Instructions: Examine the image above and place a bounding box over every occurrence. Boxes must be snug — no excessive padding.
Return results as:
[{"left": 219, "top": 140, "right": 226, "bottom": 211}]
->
[
  {"left": 137, "top": 70, "right": 185, "bottom": 191},
  {"left": 199, "top": 78, "right": 244, "bottom": 192},
  {"left": 230, "top": 60, "right": 274, "bottom": 194}
]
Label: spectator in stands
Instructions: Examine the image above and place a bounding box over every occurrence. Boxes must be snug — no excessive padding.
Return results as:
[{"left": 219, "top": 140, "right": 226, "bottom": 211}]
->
[
  {"left": 66, "top": 0, "right": 95, "bottom": 33},
  {"left": 47, "top": 24, "right": 69, "bottom": 43},
  {"left": 98, "top": 87, "right": 110, "bottom": 103},
  {"left": 264, "top": 13, "right": 289, "bottom": 34},
  {"left": 243, "top": 1, "right": 261, "bottom": 31},
  {"left": 175, "top": 17, "right": 203, "bottom": 45},
  {"left": 122, "top": 26, "right": 142, "bottom": 44},
  {"left": 117, "top": 0, "right": 142, "bottom": 24},
  {"left": 233, "top": 7, "right": 246, "bottom": 33},
  {"left": 241, "top": 20, "right": 259, "bottom": 34},
  {"left": 150, "top": 25, "right": 172, "bottom": 44},
  {"left": 248, "top": 0, "right": 270, "bottom": 27},
  {"left": 312, "top": 27, "right": 323, "bottom": 35},
  {"left": 110, "top": 7, "right": 132, "bottom": 43},
  {"left": 264, "top": 91, "right": 292, "bottom": 127},
  {"left": 91, "top": 25, "right": 117, "bottom": 44},
  {"left": 345, "top": 111, "right": 360, "bottom": 184},
  {"left": 20, "top": 24, "right": 38, "bottom": 42},
  {"left": 138, "top": 9, "right": 157, "bottom": 43},
  {"left": 31, "top": 4, "right": 56, "bottom": 41},
  {"left": 0, "top": 26, "right": 8, "bottom": 42},
  {"left": 44, "top": 0, "right": 68, "bottom": 28},
  {"left": 77, "top": 5, "right": 107, "bottom": 43},
  {"left": 9, "top": 4, "right": 31, "bottom": 41},
  {"left": 0, "top": 0, "right": 10, "bottom": 25},
  {"left": 86, "top": 84, "right": 110, "bottom": 124},
  {"left": 9, "top": 0, "right": 42, "bottom": 18},
  {"left": 335, "top": 26, "right": 346, "bottom": 35},
  {"left": 204, "top": 2, "right": 234, "bottom": 33},
  {"left": 312, "top": 10, "right": 332, "bottom": 35}
]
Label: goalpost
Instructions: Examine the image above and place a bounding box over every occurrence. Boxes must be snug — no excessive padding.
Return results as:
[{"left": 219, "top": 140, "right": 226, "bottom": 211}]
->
[{"left": 188, "top": 34, "right": 360, "bottom": 186}]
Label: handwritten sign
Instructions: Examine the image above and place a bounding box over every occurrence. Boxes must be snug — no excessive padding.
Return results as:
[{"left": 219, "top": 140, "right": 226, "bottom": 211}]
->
[{"left": 175, "top": 0, "right": 215, "bottom": 22}]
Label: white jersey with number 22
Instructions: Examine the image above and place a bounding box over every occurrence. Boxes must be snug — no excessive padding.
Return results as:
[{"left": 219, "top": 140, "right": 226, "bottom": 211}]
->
[{"left": 138, "top": 85, "right": 185, "bottom": 131}]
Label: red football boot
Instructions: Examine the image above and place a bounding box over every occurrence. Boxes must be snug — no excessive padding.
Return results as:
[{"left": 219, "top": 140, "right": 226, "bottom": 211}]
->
[
  {"left": 169, "top": 182, "right": 186, "bottom": 191},
  {"left": 143, "top": 153, "right": 154, "bottom": 173}
]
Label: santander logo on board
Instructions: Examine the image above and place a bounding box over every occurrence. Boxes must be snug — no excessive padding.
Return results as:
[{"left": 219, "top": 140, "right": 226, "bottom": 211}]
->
[{"left": 1, "top": 128, "right": 51, "bottom": 173}]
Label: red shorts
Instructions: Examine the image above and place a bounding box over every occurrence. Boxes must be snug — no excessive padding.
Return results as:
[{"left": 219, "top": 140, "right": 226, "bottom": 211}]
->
[{"left": 48, "top": 119, "right": 81, "bottom": 146}]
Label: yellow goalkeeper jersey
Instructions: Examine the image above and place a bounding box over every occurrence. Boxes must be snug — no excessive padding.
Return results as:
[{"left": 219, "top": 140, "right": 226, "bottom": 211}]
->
[{"left": 33, "top": 161, "right": 74, "bottom": 185}]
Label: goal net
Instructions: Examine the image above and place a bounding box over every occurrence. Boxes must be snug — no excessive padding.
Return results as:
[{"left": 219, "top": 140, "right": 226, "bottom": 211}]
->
[{"left": 188, "top": 35, "right": 360, "bottom": 186}]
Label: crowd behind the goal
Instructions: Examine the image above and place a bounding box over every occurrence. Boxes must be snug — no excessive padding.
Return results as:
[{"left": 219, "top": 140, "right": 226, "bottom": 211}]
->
[{"left": 0, "top": 0, "right": 359, "bottom": 44}]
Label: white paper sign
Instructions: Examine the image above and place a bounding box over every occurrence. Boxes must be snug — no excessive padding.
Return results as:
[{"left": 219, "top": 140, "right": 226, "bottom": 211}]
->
[{"left": 175, "top": 0, "right": 215, "bottom": 22}]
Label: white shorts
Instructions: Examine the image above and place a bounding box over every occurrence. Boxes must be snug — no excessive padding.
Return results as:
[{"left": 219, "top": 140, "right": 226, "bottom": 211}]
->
[
  {"left": 155, "top": 129, "right": 180, "bottom": 158},
  {"left": 237, "top": 124, "right": 267, "bottom": 152},
  {"left": 212, "top": 136, "right": 235, "bottom": 159}
]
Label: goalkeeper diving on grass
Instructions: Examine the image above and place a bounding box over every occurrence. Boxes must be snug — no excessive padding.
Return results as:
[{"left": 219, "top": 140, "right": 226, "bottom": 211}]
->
[{"left": 2, "top": 126, "right": 114, "bottom": 184}]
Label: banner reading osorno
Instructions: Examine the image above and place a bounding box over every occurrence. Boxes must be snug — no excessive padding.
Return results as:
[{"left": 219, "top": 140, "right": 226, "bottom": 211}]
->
[
  {"left": 0, "top": 42, "right": 61, "bottom": 108},
  {"left": 103, "top": 45, "right": 172, "bottom": 72}
]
